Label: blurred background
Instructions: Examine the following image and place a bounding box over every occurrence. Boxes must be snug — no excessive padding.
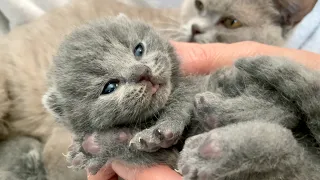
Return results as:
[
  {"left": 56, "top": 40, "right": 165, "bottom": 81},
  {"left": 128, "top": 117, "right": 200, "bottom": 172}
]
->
[{"left": 0, "top": 0, "right": 184, "bottom": 35}]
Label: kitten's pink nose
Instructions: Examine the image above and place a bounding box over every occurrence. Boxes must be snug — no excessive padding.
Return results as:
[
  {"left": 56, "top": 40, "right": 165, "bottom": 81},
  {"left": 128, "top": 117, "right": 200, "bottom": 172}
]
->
[
  {"left": 130, "top": 65, "right": 152, "bottom": 83},
  {"left": 191, "top": 24, "right": 203, "bottom": 36}
]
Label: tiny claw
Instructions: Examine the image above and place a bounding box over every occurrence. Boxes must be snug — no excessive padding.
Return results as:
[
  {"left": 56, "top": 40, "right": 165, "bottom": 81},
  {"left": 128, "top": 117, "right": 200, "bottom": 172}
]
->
[
  {"left": 154, "top": 129, "right": 163, "bottom": 139},
  {"left": 68, "top": 144, "right": 75, "bottom": 151},
  {"left": 138, "top": 137, "right": 148, "bottom": 148},
  {"left": 174, "top": 169, "right": 182, "bottom": 175}
]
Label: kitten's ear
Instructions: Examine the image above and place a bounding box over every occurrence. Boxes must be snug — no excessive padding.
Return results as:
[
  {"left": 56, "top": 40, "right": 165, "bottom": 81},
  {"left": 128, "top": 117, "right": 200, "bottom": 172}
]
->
[
  {"left": 42, "top": 88, "right": 64, "bottom": 121},
  {"left": 274, "top": 0, "right": 317, "bottom": 25}
]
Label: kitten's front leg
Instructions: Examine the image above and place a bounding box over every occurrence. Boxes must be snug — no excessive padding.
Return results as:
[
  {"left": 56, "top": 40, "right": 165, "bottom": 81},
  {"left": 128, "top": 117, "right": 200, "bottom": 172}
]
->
[
  {"left": 130, "top": 77, "right": 203, "bottom": 152},
  {"left": 179, "top": 121, "right": 314, "bottom": 180},
  {"left": 66, "top": 128, "right": 137, "bottom": 175},
  {"left": 194, "top": 91, "right": 298, "bottom": 130}
]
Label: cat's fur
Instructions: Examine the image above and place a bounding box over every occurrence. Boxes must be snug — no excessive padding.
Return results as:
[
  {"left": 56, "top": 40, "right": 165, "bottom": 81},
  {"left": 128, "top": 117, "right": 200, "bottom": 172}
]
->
[
  {"left": 0, "top": 0, "right": 178, "bottom": 179},
  {"left": 0, "top": 0, "right": 317, "bottom": 179},
  {"left": 176, "top": 0, "right": 317, "bottom": 45},
  {"left": 44, "top": 16, "right": 320, "bottom": 179},
  {"left": 0, "top": 136, "right": 46, "bottom": 180}
]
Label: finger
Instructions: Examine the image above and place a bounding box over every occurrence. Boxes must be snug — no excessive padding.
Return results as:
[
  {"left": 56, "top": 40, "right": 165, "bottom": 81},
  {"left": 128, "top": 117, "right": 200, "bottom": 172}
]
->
[
  {"left": 171, "top": 41, "right": 230, "bottom": 75},
  {"left": 87, "top": 164, "right": 118, "bottom": 180},
  {"left": 171, "top": 41, "right": 320, "bottom": 74},
  {"left": 112, "top": 161, "right": 182, "bottom": 180}
]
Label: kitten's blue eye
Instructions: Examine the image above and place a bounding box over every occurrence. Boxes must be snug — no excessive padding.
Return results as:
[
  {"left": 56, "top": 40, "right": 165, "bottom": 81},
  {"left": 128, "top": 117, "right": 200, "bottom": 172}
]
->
[
  {"left": 102, "top": 80, "right": 119, "bottom": 94},
  {"left": 133, "top": 43, "right": 144, "bottom": 57}
]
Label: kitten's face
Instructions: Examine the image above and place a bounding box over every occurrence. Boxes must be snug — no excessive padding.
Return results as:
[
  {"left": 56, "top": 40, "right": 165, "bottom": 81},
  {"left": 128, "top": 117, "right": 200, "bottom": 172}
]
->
[
  {"left": 44, "top": 16, "right": 179, "bottom": 130},
  {"left": 177, "top": 0, "right": 314, "bottom": 45}
]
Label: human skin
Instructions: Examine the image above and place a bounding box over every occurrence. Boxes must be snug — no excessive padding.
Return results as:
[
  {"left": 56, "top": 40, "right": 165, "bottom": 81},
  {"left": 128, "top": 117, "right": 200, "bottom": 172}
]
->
[{"left": 87, "top": 41, "right": 320, "bottom": 180}]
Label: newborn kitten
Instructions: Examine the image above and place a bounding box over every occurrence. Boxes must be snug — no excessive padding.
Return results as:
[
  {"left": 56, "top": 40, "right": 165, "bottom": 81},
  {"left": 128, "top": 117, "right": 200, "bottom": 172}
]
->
[
  {"left": 44, "top": 15, "right": 320, "bottom": 179},
  {"left": 43, "top": 14, "right": 203, "bottom": 174},
  {"left": 176, "top": 0, "right": 317, "bottom": 45}
]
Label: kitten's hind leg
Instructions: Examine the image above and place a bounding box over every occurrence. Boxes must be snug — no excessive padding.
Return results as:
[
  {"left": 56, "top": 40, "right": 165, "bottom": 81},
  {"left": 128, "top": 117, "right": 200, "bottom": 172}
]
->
[
  {"left": 235, "top": 56, "right": 320, "bottom": 143},
  {"left": 178, "top": 121, "right": 319, "bottom": 180},
  {"left": 193, "top": 91, "right": 298, "bottom": 130}
]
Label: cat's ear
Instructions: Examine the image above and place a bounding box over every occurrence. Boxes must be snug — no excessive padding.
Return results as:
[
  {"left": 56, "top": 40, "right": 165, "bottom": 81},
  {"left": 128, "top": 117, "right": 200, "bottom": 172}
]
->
[
  {"left": 42, "top": 88, "right": 64, "bottom": 121},
  {"left": 274, "top": 0, "right": 317, "bottom": 25}
]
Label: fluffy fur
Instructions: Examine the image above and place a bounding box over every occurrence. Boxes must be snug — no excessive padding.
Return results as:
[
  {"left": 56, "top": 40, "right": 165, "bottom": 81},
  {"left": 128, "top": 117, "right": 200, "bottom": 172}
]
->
[
  {"left": 0, "top": 0, "right": 317, "bottom": 179},
  {"left": 0, "top": 136, "right": 46, "bottom": 180},
  {"left": 0, "top": 0, "right": 178, "bottom": 179},
  {"left": 176, "top": 0, "right": 317, "bottom": 45},
  {"left": 44, "top": 16, "right": 320, "bottom": 179}
]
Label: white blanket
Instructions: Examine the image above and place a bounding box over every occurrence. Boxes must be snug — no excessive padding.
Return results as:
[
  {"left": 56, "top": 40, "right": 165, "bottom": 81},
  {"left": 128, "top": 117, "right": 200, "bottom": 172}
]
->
[{"left": 285, "top": 1, "right": 320, "bottom": 54}]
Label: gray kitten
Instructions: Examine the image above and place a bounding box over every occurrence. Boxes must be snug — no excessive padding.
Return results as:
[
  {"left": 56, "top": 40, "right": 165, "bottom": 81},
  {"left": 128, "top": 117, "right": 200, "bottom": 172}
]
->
[
  {"left": 43, "top": 15, "right": 320, "bottom": 179},
  {"left": 176, "top": 0, "right": 317, "bottom": 45}
]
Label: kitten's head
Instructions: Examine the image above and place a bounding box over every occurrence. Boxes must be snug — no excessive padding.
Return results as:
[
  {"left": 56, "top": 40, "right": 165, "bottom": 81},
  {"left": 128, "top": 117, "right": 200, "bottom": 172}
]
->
[
  {"left": 178, "top": 0, "right": 317, "bottom": 45},
  {"left": 43, "top": 15, "right": 180, "bottom": 131}
]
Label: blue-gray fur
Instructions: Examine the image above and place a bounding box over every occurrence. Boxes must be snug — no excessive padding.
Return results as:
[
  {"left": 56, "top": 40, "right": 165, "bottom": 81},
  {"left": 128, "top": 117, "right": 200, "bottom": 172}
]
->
[
  {"left": 43, "top": 16, "right": 320, "bottom": 179},
  {"left": 0, "top": 136, "right": 47, "bottom": 180}
]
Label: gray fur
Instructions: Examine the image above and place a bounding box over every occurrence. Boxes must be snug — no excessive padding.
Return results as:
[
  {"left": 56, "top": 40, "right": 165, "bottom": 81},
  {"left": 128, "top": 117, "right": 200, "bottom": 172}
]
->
[
  {"left": 43, "top": 16, "right": 320, "bottom": 179},
  {"left": 180, "top": 56, "right": 320, "bottom": 179},
  {"left": 0, "top": 136, "right": 47, "bottom": 180}
]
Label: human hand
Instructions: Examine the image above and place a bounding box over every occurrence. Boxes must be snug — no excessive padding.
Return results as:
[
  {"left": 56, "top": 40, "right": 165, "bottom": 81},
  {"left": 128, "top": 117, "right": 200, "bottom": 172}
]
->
[
  {"left": 171, "top": 41, "right": 320, "bottom": 74},
  {"left": 87, "top": 161, "right": 182, "bottom": 180}
]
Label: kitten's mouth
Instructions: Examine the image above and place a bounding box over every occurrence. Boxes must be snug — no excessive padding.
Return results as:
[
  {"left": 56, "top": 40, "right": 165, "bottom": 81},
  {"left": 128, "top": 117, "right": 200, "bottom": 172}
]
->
[{"left": 139, "top": 75, "right": 161, "bottom": 95}]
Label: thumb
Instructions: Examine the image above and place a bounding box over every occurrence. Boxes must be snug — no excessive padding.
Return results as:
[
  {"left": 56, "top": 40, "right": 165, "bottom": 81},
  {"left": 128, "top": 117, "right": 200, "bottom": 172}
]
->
[{"left": 171, "top": 41, "right": 242, "bottom": 74}]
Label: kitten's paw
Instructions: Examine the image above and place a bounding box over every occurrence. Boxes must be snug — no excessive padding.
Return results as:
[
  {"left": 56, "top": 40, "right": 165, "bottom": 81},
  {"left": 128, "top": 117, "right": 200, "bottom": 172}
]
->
[
  {"left": 65, "top": 136, "right": 88, "bottom": 170},
  {"left": 178, "top": 121, "right": 301, "bottom": 179},
  {"left": 129, "top": 122, "right": 182, "bottom": 152},
  {"left": 193, "top": 92, "right": 224, "bottom": 130},
  {"left": 178, "top": 131, "right": 223, "bottom": 180},
  {"left": 66, "top": 129, "right": 133, "bottom": 174}
]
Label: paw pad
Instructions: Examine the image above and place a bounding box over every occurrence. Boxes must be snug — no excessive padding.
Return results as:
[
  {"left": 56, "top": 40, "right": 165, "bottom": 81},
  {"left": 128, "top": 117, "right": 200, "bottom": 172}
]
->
[
  {"left": 199, "top": 140, "right": 221, "bottom": 158},
  {"left": 82, "top": 134, "right": 100, "bottom": 155},
  {"left": 154, "top": 129, "right": 174, "bottom": 140},
  {"left": 72, "top": 153, "right": 85, "bottom": 166}
]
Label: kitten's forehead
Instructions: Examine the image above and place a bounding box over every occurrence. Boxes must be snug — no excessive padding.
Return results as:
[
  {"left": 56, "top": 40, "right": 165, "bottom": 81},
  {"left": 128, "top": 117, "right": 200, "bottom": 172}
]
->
[{"left": 54, "top": 17, "right": 166, "bottom": 73}]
